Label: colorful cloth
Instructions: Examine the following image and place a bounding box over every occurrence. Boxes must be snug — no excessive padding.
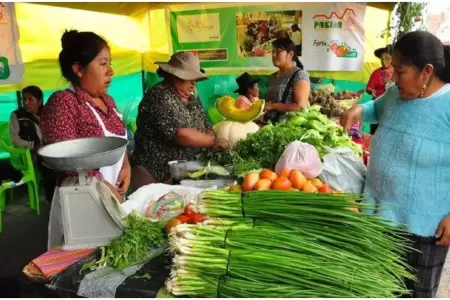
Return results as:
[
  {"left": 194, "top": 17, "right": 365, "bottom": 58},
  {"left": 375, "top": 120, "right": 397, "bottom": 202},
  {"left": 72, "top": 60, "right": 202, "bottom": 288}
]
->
[{"left": 31, "top": 248, "right": 96, "bottom": 279}]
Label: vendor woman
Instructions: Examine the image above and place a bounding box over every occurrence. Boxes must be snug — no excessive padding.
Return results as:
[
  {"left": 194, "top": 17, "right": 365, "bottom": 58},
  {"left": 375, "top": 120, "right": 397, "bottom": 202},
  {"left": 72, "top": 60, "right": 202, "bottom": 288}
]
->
[
  {"left": 365, "top": 44, "right": 393, "bottom": 134},
  {"left": 131, "top": 52, "right": 225, "bottom": 187},
  {"left": 235, "top": 72, "right": 260, "bottom": 109},
  {"left": 41, "top": 30, "right": 130, "bottom": 249},
  {"left": 263, "top": 38, "right": 310, "bottom": 124}
]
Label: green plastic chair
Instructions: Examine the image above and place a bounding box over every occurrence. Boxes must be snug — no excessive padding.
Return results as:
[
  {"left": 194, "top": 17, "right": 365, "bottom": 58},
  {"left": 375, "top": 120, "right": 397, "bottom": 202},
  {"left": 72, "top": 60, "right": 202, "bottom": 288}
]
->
[
  {"left": 207, "top": 107, "right": 224, "bottom": 125},
  {"left": 130, "top": 120, "right": 137, "bottom": 134},
  {"left": 0, "top": 181, "right": 22, "bottom": 233},
  {"left": 0, "top": 123, "right": 40, "bottom": 216}
]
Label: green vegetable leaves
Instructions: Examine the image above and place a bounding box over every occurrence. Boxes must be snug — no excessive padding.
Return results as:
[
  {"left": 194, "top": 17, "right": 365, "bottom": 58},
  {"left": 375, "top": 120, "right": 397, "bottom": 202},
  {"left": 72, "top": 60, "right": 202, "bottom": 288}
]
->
[
  {"left": 81, "top": 212, "right": 165, "bottom": 272},
  {"left": 198, "top": 106, "right": 362, "bottom": 175}
]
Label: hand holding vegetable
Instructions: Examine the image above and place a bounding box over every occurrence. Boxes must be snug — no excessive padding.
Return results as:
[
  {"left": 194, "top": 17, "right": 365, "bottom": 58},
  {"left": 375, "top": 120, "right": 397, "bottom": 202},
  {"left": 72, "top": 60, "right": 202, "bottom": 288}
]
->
[
  {"left": 340, "top": 105, "right": 363, "bottom": 133},
  {"left": 435, "top": 215, "right": 450, "bottom": 246}
]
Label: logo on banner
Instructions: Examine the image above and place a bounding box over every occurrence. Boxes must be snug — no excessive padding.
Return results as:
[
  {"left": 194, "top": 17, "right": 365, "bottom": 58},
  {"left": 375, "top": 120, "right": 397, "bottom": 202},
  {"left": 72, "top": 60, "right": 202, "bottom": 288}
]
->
[
  {"left": 313, "top": 39, "right": 358, "bottom": 58},
  {"left": 0, "top": 56, "right": 11, "bottom": 80},
  {"left": 313, "top": 8, "right": 356, "bottom": 30}
]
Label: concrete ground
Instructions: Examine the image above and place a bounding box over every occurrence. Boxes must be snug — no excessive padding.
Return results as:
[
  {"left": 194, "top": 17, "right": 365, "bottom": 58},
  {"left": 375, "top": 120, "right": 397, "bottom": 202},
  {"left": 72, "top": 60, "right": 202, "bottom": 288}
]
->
[{"left": 1, "top": 184, "right": 450, "bottom": 297}]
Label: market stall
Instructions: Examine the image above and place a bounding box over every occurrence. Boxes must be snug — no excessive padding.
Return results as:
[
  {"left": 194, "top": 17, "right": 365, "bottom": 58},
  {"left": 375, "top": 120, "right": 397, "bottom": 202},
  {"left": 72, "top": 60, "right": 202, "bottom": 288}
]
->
[{"left": 23, "top": 100, "right": 403, "bottom": 298}]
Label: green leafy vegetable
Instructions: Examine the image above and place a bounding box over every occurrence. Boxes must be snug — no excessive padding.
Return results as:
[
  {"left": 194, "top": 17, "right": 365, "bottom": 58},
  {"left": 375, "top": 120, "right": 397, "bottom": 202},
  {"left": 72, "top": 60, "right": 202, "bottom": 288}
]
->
[{"left": 82, "top": 212, "right": 165, "bottom": 272}]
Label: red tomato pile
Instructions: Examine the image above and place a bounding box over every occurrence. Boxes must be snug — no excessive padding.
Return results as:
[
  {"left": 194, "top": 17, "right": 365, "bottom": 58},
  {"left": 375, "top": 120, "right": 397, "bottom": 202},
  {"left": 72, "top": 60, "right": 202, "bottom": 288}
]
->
[{"left": 165, "top": 205, "right": 205, "bottom": 232}]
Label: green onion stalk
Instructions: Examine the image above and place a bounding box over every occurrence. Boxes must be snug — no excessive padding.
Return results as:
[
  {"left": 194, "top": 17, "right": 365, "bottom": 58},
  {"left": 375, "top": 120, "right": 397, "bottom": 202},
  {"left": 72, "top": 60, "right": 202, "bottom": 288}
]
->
[{"left": 167, "top": 223, "right": 414, "bottom": 298}]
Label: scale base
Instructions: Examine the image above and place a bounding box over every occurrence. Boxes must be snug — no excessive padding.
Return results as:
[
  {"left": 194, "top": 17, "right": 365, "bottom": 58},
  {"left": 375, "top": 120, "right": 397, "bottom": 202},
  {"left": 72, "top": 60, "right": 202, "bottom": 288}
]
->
[{"left": 59, "top": 177, "right": 123, "bottom": 250}]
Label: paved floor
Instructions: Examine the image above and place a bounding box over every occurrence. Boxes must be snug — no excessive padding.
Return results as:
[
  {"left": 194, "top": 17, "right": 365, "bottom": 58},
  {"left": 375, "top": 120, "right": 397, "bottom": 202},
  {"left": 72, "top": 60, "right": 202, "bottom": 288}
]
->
[{"left": 1, "top": 185, "right": 450, "bottom": 297}]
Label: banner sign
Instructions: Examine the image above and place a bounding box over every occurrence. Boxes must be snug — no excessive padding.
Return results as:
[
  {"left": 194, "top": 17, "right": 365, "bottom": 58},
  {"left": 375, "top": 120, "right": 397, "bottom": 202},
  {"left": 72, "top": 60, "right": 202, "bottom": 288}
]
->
[
  {"left": 169, "top": 3, "right": 366, "bottom": 71},
  {"left": 0, "top": 2, "right": 24, "bottom": 84}
]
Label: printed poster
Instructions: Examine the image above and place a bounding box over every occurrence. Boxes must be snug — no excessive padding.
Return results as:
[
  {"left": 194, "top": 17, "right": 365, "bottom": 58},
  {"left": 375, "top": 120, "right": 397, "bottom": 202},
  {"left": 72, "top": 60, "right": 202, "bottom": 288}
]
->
[
  {"left": 0, "top": 2, "right": 23, "bottom": 84},
  {"left": 169, "top": 3, "right": 366, "bottom": 71}
]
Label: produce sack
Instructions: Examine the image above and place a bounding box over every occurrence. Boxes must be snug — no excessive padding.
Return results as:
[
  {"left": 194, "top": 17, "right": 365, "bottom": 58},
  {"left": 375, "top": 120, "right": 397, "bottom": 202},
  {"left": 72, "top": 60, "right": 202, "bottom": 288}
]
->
[
  {"left": 275, "top": 141, "right": 322, "bottom": 179},
  {"left": 319, "top": 147, "right": 366, "bottom": 193}
]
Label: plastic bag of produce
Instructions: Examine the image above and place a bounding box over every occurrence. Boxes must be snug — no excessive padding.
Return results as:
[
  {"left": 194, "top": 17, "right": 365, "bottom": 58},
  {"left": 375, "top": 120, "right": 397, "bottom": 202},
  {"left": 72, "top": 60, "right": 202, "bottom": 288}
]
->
[
  {"left": 275, "top": 141, "right": 322, "bottom": 179},
  {"left": 319, "top": 147, "right": 366, "bottom": 193},
  {"left": 121, "top": 184, "right": 205, "bottom": 221}
]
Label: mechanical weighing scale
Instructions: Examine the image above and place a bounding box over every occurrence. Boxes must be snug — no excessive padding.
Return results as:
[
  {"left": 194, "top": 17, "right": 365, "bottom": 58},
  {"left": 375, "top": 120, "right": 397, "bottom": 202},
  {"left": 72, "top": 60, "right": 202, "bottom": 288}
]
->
[{"left": 38, "top": 137, "right": 129, "bottom": 250}]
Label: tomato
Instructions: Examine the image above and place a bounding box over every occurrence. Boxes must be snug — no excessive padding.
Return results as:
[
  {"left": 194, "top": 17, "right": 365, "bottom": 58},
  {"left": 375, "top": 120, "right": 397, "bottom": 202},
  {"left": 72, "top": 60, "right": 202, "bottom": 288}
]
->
[
  {"left": 177, "top": 215, "right": 190, "bottom": 223},
  {"left": 242, "top": 172, "right": 260, "bottom": 192},
  {"left": 165, "top": 218, "right": 182, "bottom": 232},
  {"left": 184, "top": 205, "right": 194, "bottom": 216},
  {"left": 271, "top": 177, "right": 292, "bottom": 191},
  {"left": 317, "top": 183, "right": 333, "bottom": 193},
  {"left": 255, "top": 179, "right": 272, "bottom": 191},
  {"left": 288, "top": 171, "right": 307, "bottom": 190},
  {"left": 259, "top": 169, "right": 277, "bottom": 181},
  {"left": 277, "top": 169, "right": 291, "bottom": 178},
  {"left": 302, "top": 182, "right": 318, "bottom": 193},
  {"left": 190, "top": 213, "right": 205, "bottom": 224}
]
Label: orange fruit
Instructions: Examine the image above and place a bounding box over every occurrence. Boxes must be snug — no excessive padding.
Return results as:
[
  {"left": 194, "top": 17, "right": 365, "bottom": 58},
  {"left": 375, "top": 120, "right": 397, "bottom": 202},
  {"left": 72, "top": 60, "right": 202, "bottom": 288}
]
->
[
  {"left": 271, "top": 177, "right": 292, "bottom": 191},
  {"left": 259, "top": 169, "right": 277, "bottom": 181},
  {"left": 288, "top": 170, "right": 307, "bottom": 190}
]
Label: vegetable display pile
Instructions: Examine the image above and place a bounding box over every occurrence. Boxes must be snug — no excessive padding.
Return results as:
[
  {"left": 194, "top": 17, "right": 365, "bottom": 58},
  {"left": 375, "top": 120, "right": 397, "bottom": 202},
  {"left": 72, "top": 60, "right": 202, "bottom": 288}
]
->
[
  {"left": 234, "top": 105, "right": 362, "bottom": 173},
  {"left": 239, "top": 169, "right": 337, "bottom": 195},
  {"left": 199, "top": 105, "right": 361, "bottom": 176},
  {"left": 166, "top": 190, "right": 414, "bottom": 298},
  {"left": 82, "top": 212, "right": 165, "bottom": 272}
]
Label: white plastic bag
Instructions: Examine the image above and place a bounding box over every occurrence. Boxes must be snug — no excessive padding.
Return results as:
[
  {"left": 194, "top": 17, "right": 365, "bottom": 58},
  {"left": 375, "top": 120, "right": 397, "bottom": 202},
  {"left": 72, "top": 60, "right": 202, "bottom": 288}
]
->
[
  {"left": 120, "top": 183, "right": 205, "bottom": 219},
  {"left": 275, "top": 141, "right": 322, "bottom": 179},
  {"left": 319, "top": 147, "right": 366, "bottom": 193}
]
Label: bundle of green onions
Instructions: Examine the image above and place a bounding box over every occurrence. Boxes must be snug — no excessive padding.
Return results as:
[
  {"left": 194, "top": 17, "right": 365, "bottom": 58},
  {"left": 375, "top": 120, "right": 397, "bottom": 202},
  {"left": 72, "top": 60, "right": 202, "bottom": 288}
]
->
[{"left": 164, "top": 190, "right": 415, "bottom": 297}]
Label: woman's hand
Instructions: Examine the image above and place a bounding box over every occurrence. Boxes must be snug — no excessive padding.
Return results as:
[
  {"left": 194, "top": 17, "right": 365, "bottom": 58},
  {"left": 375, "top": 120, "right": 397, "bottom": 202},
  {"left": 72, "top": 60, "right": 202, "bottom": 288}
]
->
[
  {"left": 339, "top": 105, "right": 363, "bottom": 132},
  {"left": 212, "top": 137, "right": 229, "bottom": 149},
  {"left": 435, "top": 215, "right": 450, "bottom": 246},
  {"left": 103, "top": 180, "right": 123, "bottom": 203},
  {"left": 116, "top": 167, "right": 131, "bottom": 195},
  {"left": 265, "top": 102, "right": 274, "bottom": 111}
]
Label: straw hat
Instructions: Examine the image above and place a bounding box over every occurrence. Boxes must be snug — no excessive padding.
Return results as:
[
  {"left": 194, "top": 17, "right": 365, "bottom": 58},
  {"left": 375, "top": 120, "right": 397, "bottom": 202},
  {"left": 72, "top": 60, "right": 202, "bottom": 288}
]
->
[{"left": 155, "top": 51, "right": 208, "bottom": 81}]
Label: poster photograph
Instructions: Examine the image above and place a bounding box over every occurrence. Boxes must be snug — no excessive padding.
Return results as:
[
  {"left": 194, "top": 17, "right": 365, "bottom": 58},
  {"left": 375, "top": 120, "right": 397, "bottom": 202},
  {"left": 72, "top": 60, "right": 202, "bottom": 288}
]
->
[
  {"left": 176, "top": 13, "right": 221, "bottom": 43},
  {"left": 0, "top": 2, "right": 23, "bottom": 84},
  {"left": 236, "top": 10, "right": 303, "bottom": 58}
]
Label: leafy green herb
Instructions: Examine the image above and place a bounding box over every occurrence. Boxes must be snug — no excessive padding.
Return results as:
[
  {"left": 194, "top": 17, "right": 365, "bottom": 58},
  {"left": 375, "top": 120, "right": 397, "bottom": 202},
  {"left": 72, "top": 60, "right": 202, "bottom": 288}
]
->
[{"left": 81, "top": 212, "right": 165, "bottom": 272}]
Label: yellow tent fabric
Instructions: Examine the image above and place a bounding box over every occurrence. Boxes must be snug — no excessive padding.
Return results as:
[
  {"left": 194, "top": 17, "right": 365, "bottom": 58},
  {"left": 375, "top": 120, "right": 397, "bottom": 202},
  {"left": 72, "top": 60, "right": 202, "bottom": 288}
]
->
[
  {"left": 0, "top": 3, "right": 149, "bottom": 94},
  {"left": 0, "top": 2, "right": 393, "bottom": 95}
]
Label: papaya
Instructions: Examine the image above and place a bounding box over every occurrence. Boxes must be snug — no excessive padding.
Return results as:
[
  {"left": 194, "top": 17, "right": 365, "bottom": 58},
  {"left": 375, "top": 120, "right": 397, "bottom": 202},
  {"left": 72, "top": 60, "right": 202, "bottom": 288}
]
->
[{"left": 216, "top": 96, "right": 265, "bottom": 123}]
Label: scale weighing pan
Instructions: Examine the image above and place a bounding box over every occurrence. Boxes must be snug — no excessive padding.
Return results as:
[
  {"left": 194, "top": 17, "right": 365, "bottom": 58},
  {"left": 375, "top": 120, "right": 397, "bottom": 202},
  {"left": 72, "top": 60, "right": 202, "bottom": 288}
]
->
[{"left": 38, "top": 137, "right": 128, "bottom": 171}]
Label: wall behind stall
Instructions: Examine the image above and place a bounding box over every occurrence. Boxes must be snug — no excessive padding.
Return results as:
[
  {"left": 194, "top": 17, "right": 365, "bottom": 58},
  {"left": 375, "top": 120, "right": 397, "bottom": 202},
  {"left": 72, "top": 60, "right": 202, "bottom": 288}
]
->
[
  {"left": 142, "top": 4, "right": 390, "bottom": 133},
  {"left": 0, "top": 2, "right": 150, "bottom": 123}
]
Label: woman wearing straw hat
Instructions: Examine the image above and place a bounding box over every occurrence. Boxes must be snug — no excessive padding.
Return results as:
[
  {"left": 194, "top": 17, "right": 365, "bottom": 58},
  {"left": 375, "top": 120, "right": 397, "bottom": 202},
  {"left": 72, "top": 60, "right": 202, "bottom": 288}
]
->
[
  {"left": 131, "top": 51, "right": 224, "bottom": 187},
  {"left": 365, "top": 44, "right": 394, "bottom": 134},
  {"left": 234, "top": 72, "right": 260, "bottom": 109}
]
